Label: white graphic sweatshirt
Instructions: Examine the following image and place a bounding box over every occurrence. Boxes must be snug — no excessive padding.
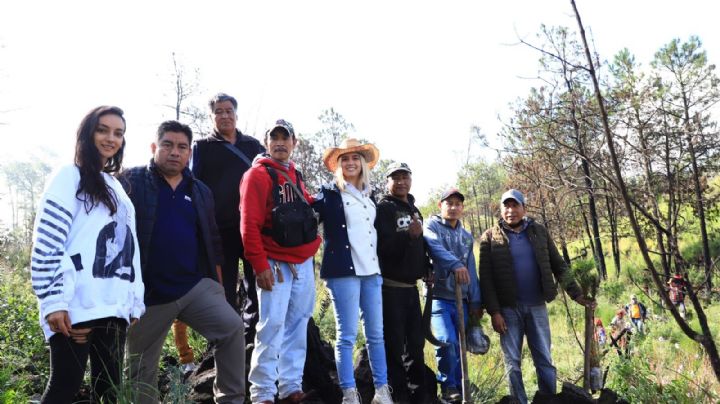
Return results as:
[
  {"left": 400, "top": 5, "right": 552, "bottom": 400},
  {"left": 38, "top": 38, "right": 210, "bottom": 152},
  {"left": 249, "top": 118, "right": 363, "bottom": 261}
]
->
[{"left": 31, "top": 164, "right": 145, "bottom": 340}]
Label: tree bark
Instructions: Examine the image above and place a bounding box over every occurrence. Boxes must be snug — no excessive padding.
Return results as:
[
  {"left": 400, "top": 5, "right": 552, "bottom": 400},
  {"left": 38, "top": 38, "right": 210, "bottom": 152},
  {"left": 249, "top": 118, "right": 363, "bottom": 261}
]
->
[
  {"left": 603, "top": 191, "right": 621, "bottom": 277},
  {"left": 570, "top": 0, "right": 720, "bottom": 382},
  {"left": 683, "top": 109, "right": 712, "bottom": 295},
  {"left": 583, "top": 306, "right": 594, "bottom": 390},
  {"left": 561, "top": 62, "right": 607, "bottom": 280},
  {"left": 635, "top": 109, "right": 672, "bottom": 279}
]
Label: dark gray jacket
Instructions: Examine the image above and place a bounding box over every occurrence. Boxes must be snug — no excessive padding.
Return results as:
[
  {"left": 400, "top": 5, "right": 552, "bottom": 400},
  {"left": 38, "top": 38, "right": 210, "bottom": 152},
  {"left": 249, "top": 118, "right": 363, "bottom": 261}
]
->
[{"left": 479, "top": 219, "right": 582, "bottom": 314}]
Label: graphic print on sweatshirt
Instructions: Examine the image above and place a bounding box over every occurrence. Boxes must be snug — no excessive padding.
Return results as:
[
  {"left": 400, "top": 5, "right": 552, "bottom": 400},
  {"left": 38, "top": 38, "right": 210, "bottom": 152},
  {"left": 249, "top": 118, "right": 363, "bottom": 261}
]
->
[
  {"left": 91, "top": 201, "right": 136, "bottom": 281},
  {"left": 32, "top": 198, "right": 72, "bottom": 300},
  {"left": 32, "top": 195, "right": 136, "bottom": 306}
]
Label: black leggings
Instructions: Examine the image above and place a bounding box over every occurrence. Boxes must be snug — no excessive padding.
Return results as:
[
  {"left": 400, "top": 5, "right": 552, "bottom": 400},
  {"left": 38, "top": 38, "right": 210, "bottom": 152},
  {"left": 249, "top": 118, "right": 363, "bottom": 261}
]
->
[{"left": 41, "top": 317, "right": 127, "bottom": 404}]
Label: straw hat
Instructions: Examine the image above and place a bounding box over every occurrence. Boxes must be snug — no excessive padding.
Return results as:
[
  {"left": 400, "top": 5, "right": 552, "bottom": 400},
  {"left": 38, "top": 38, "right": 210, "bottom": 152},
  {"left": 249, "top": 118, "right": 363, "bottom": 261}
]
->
[{"left": 322, "top": 138, "right": 380, "bottom": 172}]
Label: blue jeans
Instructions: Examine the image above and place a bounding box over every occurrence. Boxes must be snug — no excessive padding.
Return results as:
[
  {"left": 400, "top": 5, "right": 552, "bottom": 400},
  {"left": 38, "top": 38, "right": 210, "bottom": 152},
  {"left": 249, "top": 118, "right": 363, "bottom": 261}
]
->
[
  {"left": 249, "top": 258, "right": 315, "bottom": 402},
  {"left": 631, "top": 318, "right": 645, "bottom": 334},
  {"left": 326, "top": 274, "right": 387, "bottom": 389},
  {"left": 430, "top": 298, "right": 469, "bottom": 390},
  {"left": 500, "top": 303, "right": 556, "bottom": 404}
]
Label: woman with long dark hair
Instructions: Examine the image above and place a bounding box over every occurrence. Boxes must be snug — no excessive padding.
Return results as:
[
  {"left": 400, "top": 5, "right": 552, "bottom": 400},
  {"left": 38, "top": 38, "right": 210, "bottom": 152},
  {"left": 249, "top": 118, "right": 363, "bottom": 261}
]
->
[{"left": 30, "top": 106, "right": 145, "bottom": 403}]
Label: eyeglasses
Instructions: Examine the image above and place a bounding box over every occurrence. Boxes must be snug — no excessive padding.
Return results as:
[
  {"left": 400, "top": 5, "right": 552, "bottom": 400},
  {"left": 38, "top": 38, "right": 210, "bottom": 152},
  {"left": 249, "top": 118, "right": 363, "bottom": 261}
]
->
[{"left": 213, "top": 109, "right": 235, "bottom": 117}]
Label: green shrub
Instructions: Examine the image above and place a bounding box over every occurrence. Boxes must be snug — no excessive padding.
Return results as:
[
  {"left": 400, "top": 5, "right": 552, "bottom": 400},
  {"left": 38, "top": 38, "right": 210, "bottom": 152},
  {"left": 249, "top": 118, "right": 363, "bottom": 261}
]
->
[
  {"left": 0, "top": 365, "right": 32, "bottom": 404},
  {"left": 600, "top": 279, "right": 626, "bottom": 302},
  {"left": 0, "top": 227, "right": 31, "bottom": 272},
  {"left": 0, "top": 265, "right": 49, "bottom": 400},
  {"left": 605, "top": 353, "right": 716, "bottom": 403}
]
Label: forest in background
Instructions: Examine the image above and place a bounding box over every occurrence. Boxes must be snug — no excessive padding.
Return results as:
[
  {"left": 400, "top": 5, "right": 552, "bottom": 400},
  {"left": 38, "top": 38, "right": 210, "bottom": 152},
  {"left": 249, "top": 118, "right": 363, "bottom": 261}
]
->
[{"left": 2, "top": 2, "right": 720, "bottom": 402}]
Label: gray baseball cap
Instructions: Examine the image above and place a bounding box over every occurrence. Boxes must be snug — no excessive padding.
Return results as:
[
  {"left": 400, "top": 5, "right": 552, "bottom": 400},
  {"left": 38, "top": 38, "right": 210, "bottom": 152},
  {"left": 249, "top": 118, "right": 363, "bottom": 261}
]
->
[
  {"left": 385, "top": 162, "right": 412, "bottom": 178},
  {"left": 500, "top": 189, "right": 525, "bottom": 206},
  {"left": 267, "top": 119, "right": 295, "bottom": 138}
]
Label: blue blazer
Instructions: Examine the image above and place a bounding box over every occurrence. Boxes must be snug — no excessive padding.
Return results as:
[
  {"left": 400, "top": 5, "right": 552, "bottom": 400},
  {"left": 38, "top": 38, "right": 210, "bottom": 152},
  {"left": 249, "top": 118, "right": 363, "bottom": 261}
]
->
[{"left": 312, "top": 184, "right": 375, "bottom": 279}]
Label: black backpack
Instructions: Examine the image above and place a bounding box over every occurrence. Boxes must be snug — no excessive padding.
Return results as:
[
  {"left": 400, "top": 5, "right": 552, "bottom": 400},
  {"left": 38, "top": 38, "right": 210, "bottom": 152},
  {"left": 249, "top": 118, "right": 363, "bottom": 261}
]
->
[{"left": 261, "top": 165, "right": 318, "bottom": 247}]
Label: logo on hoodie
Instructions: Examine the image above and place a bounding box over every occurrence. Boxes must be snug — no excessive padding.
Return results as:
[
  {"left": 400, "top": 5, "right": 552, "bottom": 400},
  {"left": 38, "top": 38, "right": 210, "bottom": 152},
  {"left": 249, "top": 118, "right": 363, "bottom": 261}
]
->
[{"left": 396, "top": 214, "right": 411, "bottom": 231}]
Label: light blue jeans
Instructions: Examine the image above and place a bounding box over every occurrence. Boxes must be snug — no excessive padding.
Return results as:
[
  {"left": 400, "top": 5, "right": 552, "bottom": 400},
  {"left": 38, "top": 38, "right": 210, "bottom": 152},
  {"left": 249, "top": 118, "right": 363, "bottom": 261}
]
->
[
  {"left": 500, "top": 303, "right": 556, "bottom": 404},
  {"left": 325, "top": 274, "right": 388, "bottom": 389},
  {"left": 430, "top": 298, "right": 469, "bottom": 390},
  {"left": 631, "top": 318, "right": 645, "bottom": 334},
  {"left": 249, "top": 257, "right": 315, "bottom": 402}
]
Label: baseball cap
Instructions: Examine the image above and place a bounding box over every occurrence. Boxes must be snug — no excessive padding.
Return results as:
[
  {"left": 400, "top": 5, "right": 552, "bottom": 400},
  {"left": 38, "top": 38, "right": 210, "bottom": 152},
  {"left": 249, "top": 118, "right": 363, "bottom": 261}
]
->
[
  {"left": 440, "top": 188, "right": 465, "bottom": 202},
  {"left": 267, "top": 119, "right": 295, "bottom": 138},
  {"left": 500, "top": 189, "right": 525, "bottom": 206},
  {"left": 385, "top": 162, "right": 412, "bottom": 178}
]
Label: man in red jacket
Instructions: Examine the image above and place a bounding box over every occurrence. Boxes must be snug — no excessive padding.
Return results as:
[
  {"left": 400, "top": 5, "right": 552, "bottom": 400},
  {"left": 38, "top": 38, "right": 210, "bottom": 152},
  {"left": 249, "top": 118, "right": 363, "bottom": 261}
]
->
[{"left": 240, "top": 119, "right": 321, "bottom": 404}]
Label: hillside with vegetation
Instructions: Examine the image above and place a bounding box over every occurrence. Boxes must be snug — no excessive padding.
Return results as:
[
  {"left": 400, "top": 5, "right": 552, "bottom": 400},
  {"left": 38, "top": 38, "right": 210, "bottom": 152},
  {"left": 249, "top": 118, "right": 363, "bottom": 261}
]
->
[{"left": 2, "top": 2, "right": 720, "bottom": 403}]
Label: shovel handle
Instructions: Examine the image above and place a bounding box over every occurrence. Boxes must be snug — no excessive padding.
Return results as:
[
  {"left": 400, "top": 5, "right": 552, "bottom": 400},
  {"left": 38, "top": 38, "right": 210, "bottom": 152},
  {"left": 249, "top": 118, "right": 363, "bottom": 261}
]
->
[{"left": 455, "top": 280, "right": 472, "bottom": 403}]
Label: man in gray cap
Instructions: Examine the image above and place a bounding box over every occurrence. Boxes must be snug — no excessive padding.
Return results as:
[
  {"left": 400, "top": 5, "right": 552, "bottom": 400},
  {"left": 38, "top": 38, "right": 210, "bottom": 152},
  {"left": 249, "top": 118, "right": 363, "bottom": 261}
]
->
[
  {"left": 479, "top": 189, "right": 594, "bottom": 404},
  {"left": 374, "top": 162, "right": 429, "bottom": 403}
]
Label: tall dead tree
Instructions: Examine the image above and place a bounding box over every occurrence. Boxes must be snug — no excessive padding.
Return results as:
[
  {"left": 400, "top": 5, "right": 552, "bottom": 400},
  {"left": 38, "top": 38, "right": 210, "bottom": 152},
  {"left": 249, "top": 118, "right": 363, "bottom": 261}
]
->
[
  {"left": 609, "top": 50, "right": 671, "bottom": 278},
  {"left": 570, "top": 0, "right": 720, "bottom": 382},
  {"left": 653, "top": 37, "right": 720, "bottom": 294},
  {"left": 165, "top": 52, "right": 210, "bottom": 136},
  {"left": 520, "top": 26, "right": 608, "bottom": 279}
]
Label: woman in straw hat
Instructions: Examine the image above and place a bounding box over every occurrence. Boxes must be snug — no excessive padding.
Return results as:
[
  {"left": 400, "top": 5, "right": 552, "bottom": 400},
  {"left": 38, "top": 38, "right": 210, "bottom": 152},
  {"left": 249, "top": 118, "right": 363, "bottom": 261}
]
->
[{"left": 312, "top": 138, "right": 393, "bottom": 404}]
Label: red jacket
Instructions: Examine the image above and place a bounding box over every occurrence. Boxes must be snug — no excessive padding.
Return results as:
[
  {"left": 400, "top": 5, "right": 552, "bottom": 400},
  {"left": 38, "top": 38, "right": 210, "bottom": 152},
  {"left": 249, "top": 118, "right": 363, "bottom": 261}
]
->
[{"left": 240, "top": 156, "right": 321, "bottom": 274}]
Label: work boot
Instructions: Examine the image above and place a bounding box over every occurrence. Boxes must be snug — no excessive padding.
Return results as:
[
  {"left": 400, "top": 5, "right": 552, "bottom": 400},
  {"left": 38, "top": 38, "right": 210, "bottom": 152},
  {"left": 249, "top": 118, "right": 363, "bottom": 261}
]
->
[{"left": 279, "top": 391, "right": 306, "bottom": 404}]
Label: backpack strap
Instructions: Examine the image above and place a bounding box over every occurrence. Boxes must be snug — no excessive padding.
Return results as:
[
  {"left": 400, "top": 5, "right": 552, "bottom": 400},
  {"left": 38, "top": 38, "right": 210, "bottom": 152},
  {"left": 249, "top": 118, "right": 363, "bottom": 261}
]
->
[
  {"left": 263, "top": 165, "right": 281, "bottom": 206},
  {"left": 222, "top": 142, "right": 253, "bottom": 167},
  {"left": 273, "top": 169, "right": 310, "bottom": 205},
  {"left": 261, "top": 166, "right": 281, "bottom": 238}
]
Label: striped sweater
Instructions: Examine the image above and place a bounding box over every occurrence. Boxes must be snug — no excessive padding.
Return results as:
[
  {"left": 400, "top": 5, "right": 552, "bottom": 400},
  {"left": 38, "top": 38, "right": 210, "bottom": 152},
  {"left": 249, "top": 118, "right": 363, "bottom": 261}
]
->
[{"left": 31, "top": 164, "right": 145, "bottom": 340}]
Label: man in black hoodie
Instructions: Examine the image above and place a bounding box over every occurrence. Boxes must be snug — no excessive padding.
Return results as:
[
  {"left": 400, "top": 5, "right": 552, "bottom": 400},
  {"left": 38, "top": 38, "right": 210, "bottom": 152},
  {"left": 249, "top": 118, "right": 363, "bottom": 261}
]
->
[{"left": 375, "top": 162, "right": 428, "bottom": 404}]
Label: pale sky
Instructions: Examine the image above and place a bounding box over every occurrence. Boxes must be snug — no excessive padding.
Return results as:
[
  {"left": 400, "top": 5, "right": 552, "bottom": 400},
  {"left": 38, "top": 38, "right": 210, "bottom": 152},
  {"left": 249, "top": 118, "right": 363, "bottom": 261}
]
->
[{"left": 1, "top": 0, "right": 717, "bottom": 210}]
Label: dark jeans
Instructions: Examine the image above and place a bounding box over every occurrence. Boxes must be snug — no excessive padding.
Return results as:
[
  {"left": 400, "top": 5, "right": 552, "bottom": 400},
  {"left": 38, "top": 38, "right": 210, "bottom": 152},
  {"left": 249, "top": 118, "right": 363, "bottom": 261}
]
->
[
  {"left": 41, "top": 317, "right": 127, "bottom": 404},
  {"left": 382, "top": 285, "right": 426, "bottom": 402},
  {"left": 220, "top": 227, "right": 257, "bottom": 344}
]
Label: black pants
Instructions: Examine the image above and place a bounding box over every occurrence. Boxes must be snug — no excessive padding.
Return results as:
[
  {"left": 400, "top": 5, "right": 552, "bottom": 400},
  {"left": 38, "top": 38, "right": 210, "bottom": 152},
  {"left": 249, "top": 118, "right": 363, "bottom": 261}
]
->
[
  {"left": 41, "top": 317, "right": 127, "bottom": 404},
  {"left": 219, "top": 227, "right": 257, "bottom": 344},
  {"left": 382, "top": 285, "right": 427, "bottom": 402}
]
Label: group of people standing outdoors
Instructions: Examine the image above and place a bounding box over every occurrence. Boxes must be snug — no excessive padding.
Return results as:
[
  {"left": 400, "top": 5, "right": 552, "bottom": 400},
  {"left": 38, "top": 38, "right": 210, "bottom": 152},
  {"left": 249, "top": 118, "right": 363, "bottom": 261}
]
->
[{"left": 31, "top": 92, "right": 596, "bottom": 404}]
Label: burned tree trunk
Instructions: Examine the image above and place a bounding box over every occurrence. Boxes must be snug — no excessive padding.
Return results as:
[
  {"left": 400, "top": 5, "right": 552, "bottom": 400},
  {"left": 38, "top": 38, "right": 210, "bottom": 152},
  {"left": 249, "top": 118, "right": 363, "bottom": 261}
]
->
[{"left": 570, "top": 0, "right": 720, "bottom": 381}]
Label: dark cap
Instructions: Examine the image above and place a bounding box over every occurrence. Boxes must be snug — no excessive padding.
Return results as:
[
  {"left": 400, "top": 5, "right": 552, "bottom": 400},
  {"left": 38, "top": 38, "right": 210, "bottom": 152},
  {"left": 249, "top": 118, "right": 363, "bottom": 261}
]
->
[
  {"left": 385, "top": 162, "right": 412, "bottom": 178},
  {"left": 500, "top": 189, "right": 525, "bottom": 206},
  {"left": 440, "top": 188, "right": 465, "bottom": 202},
  {"left": 267, "top": 119, "right": 295, "bottom": 138}
]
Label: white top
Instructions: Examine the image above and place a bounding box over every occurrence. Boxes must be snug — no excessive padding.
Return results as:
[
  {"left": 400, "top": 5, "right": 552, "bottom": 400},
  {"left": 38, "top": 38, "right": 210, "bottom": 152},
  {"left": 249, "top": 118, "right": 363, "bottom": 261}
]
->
[
  {"left": 341, "top": 183, "right": 380, "bottom": 276},
  {"left": 31, "top": 164, "right": 145, "bottom": 340}
]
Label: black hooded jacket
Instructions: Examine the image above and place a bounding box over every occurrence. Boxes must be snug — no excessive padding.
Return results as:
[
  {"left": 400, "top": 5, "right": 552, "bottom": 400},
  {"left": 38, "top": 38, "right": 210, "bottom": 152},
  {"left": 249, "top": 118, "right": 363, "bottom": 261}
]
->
[{"left": 374, "top": 194, "right": 429, "bottom": 284}]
